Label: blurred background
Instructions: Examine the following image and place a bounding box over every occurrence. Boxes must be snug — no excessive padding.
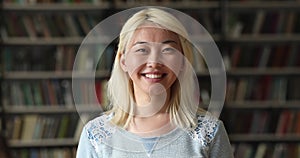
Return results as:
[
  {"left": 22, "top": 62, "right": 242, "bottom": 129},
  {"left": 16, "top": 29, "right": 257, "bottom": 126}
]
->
[{"left": 1, "top": 0, "right": 300, "bottom": 157}]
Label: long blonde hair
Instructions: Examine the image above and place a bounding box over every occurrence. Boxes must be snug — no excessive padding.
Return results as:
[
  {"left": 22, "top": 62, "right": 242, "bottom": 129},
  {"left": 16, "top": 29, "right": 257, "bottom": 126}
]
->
[{"left": 107, "top": 7, "right": 203, "bottom": 129}]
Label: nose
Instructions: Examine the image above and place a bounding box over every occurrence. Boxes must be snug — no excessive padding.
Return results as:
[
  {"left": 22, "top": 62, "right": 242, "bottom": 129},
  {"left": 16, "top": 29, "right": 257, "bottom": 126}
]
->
[
  {"left": 146, "top": 51, "right": 162, "bottom": 67},
  {"left": 146, "top": 61, "right": 163, "bottom": 68}
]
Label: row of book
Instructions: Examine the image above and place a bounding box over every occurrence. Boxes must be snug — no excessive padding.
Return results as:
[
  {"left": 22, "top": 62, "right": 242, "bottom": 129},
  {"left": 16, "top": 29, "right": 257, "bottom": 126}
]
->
[
  {"left": 11, "top": 147, "right": 77, "bottom": 158},
  {"left": 2, "top": 11, "right": 222, "bottom": 39},
  {"left": 233, "top": 143, "right": 300, "bottom": 158},
  {"left": 3, "top": 13, "right": 104, "bottom": 38},
  {"left": 2, "top": 76, "right": 299, "bottom": 108},
  {"left": 6, "top": 114, "right": 81, "bottom": 140},
  {"left": 2, "top": 74, "right": 299, "bottom": 108},
  {"left": 2, "top": 79, "right": 109, "bottom": 107},
  {"left": 3, "top": 46, "right": 75, "bottom": 71},
  {"left": 3, "top": 44, "right": 202, "bottom": 73},
  {"left": 3, "top": 44, "right": 300, "bottom": 74},
  {"left": 228, "top": 44, "right": 300, "bottom": 68},
  {"left": 3, "top": 45, "right": 115, "bottom": 72},
  {"left": 226, "top": 77, "right": 300, "bottom": 101},
  {"left": 224, "top": 109, "right": 300, "bottom": 134},
  {"left": 228, "top": 11, "right": 300, "bottom": 36},
  {"left": 3, "top": 4, "right": 300, "bottom": 38}
]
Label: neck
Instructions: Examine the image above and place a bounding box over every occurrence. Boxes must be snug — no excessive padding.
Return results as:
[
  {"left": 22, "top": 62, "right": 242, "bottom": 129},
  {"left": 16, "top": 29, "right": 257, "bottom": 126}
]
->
[
  {"left": 127, "top": 112, "right": 175, "bottom": 137},
  {"left": 133, "top": 86, "right": 171, "bottom": 117}
]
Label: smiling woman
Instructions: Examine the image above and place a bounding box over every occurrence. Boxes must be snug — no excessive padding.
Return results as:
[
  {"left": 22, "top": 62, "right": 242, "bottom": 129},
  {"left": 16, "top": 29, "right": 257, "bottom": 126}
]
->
[{"left": 76, "top": 7, "right": 234, "bottom": 158}]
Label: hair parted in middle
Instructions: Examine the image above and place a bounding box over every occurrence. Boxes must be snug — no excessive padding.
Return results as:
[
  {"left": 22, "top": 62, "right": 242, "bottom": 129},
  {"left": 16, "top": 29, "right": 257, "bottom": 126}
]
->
[{"left": 106, "top": 7, "right": 204, "bottom": 129}]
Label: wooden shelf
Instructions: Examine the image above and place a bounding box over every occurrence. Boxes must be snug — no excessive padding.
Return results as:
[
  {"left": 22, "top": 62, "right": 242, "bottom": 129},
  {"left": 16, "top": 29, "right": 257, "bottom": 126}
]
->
[
  {"left": 4, "top": 34, "right": 300, "bottom": 46},
  {"left": 4, "top": 105, "right": 103, "bottom": 114},
  {"left": 2, "top": 37, "right": 112, "bottom": 46},
  {"left": 9, "top": 138, "right": 78, "bottom": 148},
  {"left": 227, "top": 67, "right": 300, "bottom": 76},
  {"left": 3, "top": 2, "right": 110, "bottom": 11},
  {"left": 230, "top": 134, "right": 300, "bottom": 142},
  {"left": 225, "top": 101, "right": 300, "bottom": 109},
  {"left": 228, "top": 1, "right": 300, "bottom": 11},
  {"left": 197, "top": 67, "right": 300, "bottom": 77},
  {"left": 2, "top": 37, "right": 84, "bottom": 45},
  {"left": 2, "top": 35, "right": 221, "bottom": 46},
  {"left": 226, "top": 34, "right": 300, "bottom": 44},
  {"left": 114, "top": 1, "right": 219, "bottom": 9},
  {"left": 3, "top": 70, "right": 110, "bottom": 79}
]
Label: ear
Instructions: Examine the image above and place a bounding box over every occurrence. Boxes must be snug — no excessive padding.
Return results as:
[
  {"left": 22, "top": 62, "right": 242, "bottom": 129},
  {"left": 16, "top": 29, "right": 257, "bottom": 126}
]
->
[{"left": 120, "top": 53, "right": 128, "bottom": 72}]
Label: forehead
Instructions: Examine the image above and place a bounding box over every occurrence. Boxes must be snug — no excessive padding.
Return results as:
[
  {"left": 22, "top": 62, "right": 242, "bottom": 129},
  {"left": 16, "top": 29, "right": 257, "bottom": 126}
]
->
[{"left": 130, "top": 26, "right": 180, "bottom": 43}]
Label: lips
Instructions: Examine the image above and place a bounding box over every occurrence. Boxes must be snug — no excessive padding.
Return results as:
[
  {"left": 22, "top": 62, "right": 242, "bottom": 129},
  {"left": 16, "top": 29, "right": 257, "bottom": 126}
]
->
[
  {"left": 145, "top": 74, "right": 162, "bottom": 79},
  {"left": 141, "top": 72, "right": 167, "bottom": 79}
]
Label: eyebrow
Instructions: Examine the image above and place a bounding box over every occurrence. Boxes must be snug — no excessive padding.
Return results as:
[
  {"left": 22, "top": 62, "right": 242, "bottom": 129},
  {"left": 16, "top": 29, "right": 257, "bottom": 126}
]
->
[
  {"left": 133, "top": 41, "right": 148, "bottom": 46},
  {"left": 133, "top": 40, "right": 178, "bottom": 46},
  {"left": 162, "top": 40, "right": 178, "bottom": 44}
]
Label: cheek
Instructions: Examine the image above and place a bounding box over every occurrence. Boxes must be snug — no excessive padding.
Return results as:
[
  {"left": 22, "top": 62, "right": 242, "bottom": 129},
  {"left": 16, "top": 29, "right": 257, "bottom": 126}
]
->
[
  {"left": 124, "top": 56, "right": 145, "bottom": 76},
  {"left": 163, "top": 56, "right": 183, "bottom": 75}
]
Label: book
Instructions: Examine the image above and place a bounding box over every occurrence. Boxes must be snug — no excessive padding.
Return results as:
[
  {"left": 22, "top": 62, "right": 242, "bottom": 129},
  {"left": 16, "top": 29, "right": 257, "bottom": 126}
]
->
[
  {"left": 276, "top": 110, "right": 293, "bottom": 135},
  {"left": 285, "top": 11, "right": 296, "bottom": 34},
  {"left": 32, "top": 82, "right": 44, "bottom": 106},
  {"left": 293, "top": 111, "right": 300, "bottom": 134},
  {"left": 46, "top": 80, "right": 58, "bottom": 105},
  {"left": 10, "top": 82, "right": 24, "bottom": 105},
  {"left": 21, "top": 115, "right": 38, "bottom": 140},
  {"left": 55, "top": 46, "right": 64, "bottom": 71},
  {"left": 61, "top": 80, "right": 74, "bottom": 106},
  {"left": 65, "top": 14, "right": 80, "bottom": 37},
  {"left": 257, "top": 46, "right": 271, "bottom": 68},
  {"left": 230, "top": 46, "right": 241, "bottom": 68},
  {"left": 57, "top": 115, "right": 70, "bottom": 138},
  {"left": 22, "top": 15, "right": 37, "bottom": 38},
  {"left": 36, "top": 14, "right": 52, "bottom": 38},
  {"left": 21, "top": 83, "right": 34, "bottom": 106},
  {"left": 12, "top": 116, "right": 23, "bottom": 140},
  {"left": 254, "top": 143, "right": 267, "bottom": 158},
  {"left": 252, "top": 10, "right": 265, "bottom": 35},
  {"left": 225, "top": 79, "right": 237, "bottom": 102},
  {"left": 235, "top": 79, "right": 248, "bottom": 101},
  {"left": 64, "top": 46, "right": 76, "bottom": 71},
  {"left": 78, "top": 14, "right": 91, "bottom": 35}
]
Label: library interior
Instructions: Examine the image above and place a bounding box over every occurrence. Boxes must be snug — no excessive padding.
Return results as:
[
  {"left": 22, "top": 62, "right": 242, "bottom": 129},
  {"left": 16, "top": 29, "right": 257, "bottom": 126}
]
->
[{"left": 1, "top": 0, "right": 300, "bottom": 158}]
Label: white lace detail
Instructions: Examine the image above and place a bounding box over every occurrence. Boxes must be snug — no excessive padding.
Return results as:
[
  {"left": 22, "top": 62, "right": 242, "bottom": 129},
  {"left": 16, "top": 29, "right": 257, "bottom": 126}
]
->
[
  {"left": 85, "top": 113, "right": 116, "bottom": 151},
  {"left": 188, "top": 114, "right": 219, "bottom": 147}
]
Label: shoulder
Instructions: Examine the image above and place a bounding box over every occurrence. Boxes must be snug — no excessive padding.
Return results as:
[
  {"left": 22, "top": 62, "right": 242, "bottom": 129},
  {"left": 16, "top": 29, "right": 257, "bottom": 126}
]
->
[
  {"left": 84, "top": 113, "right": 116, "bottom": 145},
  {"left": 188, "top": 113, "right": 221, "bottom": 147}
]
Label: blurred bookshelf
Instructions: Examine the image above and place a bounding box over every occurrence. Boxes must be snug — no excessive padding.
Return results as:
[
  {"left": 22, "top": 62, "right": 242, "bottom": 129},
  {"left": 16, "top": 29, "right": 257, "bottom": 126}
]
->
[{"left": 1, "top": 0, "right": 300, "bottom": 158}]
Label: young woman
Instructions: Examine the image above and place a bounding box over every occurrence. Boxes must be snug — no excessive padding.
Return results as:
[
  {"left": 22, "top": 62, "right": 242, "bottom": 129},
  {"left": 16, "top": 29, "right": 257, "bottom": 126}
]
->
[{"left": 76, "top": 7, "right": 233, "bottom": 158}]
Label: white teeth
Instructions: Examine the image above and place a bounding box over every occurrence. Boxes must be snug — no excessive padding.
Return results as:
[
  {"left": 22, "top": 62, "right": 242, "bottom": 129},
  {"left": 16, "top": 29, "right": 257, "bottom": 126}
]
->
[{"left": 145, "top": 74, "right": 162, "bottom": 79}]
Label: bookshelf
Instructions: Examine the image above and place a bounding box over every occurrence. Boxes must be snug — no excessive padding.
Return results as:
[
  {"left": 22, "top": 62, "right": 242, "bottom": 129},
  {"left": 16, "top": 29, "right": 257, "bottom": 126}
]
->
[
  {"left": 1, "top": 0, "right": 300, "bottom": 158},
  {"left": 222, "top": 1, "right": 300, "bottom": 157},
  {"left": 1, "top": 0, "right": 112, "bottom": 157}
]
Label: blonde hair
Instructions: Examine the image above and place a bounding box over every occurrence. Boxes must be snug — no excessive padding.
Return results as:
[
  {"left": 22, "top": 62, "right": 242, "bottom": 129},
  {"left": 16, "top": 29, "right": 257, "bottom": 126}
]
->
[{"left": 107, "top": 7, "right": 203, "bottom": 129}]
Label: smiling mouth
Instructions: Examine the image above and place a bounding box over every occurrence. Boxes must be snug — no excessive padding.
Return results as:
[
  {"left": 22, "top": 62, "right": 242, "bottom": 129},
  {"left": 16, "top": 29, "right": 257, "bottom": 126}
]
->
[{"left": 142, "top": 73, "right": 167, "bottom": 79}]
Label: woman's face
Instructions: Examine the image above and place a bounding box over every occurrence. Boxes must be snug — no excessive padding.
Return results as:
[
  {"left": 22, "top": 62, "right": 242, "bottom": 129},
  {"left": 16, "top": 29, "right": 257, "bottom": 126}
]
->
[{"left": 121, "top": 25, "right": 184, "bottom": 98}]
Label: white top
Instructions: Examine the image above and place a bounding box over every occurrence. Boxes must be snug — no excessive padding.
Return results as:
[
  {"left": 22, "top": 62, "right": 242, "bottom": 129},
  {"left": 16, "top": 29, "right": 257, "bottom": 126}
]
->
[{"left": 76, "top": 113, "right": 234, "bottom": 158}]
